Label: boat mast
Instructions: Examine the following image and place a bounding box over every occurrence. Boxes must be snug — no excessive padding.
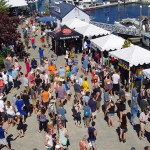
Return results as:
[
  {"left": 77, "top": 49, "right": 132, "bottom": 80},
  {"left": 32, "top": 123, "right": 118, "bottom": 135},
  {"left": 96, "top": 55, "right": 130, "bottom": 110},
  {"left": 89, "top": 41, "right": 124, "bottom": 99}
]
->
[
  {"left": 91, "top": 0, "right": 93, "bottom": 7},
  {"left": 118, "top": 0, "right": 120, "bottom": 22},
  {"left": 148, "top": 5, "right": 150, "bottom": 32}
]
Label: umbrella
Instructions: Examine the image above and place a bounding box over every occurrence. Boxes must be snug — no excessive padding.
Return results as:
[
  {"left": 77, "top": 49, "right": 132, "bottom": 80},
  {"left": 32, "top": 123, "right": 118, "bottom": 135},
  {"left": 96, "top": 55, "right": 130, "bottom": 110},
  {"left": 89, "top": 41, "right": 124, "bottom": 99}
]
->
[{"left": 38, "top": 16, "right": 55, "bottom": 23}]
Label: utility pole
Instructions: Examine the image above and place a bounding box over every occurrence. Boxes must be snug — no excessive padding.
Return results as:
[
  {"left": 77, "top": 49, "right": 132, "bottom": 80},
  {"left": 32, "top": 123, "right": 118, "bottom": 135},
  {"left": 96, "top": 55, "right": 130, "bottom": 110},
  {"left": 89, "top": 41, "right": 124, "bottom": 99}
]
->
[{"left": 118, "top": 0, "right": 120, "bottom": 22}]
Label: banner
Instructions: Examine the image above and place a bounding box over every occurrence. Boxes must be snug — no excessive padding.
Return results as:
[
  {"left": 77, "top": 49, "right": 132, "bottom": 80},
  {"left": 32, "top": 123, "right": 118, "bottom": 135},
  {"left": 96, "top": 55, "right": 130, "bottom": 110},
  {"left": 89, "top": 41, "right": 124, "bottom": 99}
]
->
[{"left": 118, "top": 59, "right": 130, "bottom": 71}]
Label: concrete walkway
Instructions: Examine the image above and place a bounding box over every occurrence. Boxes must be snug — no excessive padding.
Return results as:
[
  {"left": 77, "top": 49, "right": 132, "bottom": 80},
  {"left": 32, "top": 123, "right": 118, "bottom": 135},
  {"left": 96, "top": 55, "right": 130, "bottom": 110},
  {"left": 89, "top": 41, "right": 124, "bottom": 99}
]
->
[{"left": 3, "top": 23, "right": 150, "bottom": 150}]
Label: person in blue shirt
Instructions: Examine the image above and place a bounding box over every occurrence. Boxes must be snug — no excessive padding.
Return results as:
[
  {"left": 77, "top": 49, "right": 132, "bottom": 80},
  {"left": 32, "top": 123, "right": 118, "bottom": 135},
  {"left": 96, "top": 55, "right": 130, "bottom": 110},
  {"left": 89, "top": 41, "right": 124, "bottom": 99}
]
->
[
  {"left": 130, "top": 101, "right": 138, "bottom": 126},
  {"left": 73, "top": 55, "right": 78, "bottom": 65},
  {"left": 71, "top": 64, "right": 78, "bottom": 76},
  {"left": 131, "top": 87, "right": 138, "bottom": 102},
  {"left": 38, "top": 47, "right": 44, "bottom": 65},
  {"left": 0, "top": 122, "right": 10, "bottom": 149},
  {"left": 83, "top": 57, "right": 89, "bottom": 75},
  {"left": 59, "top": 66, "right": 66, "bottom": 78},
  {"left": 57, "top": 103, "right": 67, "bottom": 127},
  {"left": 12, "top": 66, "right": 19, "bottom": 89},
  {"left": 15, "top": 96, "right": 25, "bottom": 122}
]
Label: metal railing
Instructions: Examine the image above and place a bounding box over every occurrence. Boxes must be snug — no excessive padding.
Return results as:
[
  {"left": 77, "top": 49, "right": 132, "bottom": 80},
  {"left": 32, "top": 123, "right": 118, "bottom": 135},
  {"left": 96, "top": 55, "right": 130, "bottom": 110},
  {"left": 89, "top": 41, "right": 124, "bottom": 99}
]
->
[{"left": 90, "top": 21, "right": 141, "bottom": 36}]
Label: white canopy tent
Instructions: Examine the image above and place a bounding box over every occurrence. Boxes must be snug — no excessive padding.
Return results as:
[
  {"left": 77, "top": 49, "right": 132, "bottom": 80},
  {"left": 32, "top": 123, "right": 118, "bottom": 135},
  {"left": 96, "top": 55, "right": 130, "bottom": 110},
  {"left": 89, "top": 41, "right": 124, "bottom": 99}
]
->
[
  {"left": 142, "top": 69, "right": 150, "bottom": 79},
  {"left": 61, "top": 18, "right": 89, "bottom": 29},
  {"left": 91, "top": 34, "right": 125, "bottom": 51},
  {"left": 109, "top": 45, "right": 150, "bottom": 67},
  {"left": 6, "top": 0, "right": 28, "bottom": 7},
  {"left": 109, "top": 45, "right": 150, "bottom": 89},
  {"left": 75, "top": 24, "right": 110, "bottom": 37}
]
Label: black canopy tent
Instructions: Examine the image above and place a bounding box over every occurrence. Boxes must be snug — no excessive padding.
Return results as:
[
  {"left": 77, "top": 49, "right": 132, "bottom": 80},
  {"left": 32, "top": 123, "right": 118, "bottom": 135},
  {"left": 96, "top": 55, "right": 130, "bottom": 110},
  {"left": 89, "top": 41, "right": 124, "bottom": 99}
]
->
[{"left": 49, "top": 25, "right": 83, "bottom": 55}]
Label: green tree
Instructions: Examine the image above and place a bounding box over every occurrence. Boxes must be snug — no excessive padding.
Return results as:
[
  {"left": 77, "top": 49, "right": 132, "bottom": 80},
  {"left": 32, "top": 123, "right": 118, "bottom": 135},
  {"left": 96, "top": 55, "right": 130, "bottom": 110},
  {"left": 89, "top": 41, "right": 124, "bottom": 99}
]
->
[{"left": 0, "top": 0, "right": 10, "bottom": 14}]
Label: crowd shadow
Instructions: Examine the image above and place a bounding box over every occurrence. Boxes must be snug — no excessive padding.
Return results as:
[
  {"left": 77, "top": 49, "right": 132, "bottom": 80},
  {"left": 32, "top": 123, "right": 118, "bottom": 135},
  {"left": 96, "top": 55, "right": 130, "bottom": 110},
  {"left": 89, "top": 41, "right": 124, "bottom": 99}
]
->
[{"left": 6, "top": 134, "right": 18, "bottom": 149}]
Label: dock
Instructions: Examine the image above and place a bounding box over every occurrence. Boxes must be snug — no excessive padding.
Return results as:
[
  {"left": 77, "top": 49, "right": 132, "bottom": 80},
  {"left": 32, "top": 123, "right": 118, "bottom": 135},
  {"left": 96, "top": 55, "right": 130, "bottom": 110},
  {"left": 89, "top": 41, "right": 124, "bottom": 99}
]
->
[{"left": 83, "top": 1, "right": 149, "bottom": 10}]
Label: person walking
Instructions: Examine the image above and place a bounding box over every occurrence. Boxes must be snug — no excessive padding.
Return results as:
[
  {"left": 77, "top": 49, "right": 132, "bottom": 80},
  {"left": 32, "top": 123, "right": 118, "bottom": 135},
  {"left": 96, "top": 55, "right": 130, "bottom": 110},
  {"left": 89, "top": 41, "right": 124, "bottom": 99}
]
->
[
  {"left": 24, "top": 58, "right": 30, "bottom": 73},
  {"left": 140, "top": 96, "right": 149, "bottom": 112},
  {"left": 5, "top": 101, "right": 16, "bottom": 126},
  {"left": 58, "top": 122, "right": 69, "bottom": 150},
  {"left": 88, "top": 121, "right": 97, "bottom": 150},
  {"left": 0, "top": 122, "right": 10, "bottom": 150},
  {"left": 112, "top": 69, "right": 120, "bottom": 96},
  {"left": 45, "top": 129, "right": 54, "bottom": 150},
  {"left": 79, "top": 135, "right": 88, "bottom": 150},
  {"left": 88, "top": 97, "right": 97, "bottom": 120},
  {"left": 57, "top": 103, "right": 67, "bottom": 127},
  {"left": 119, "top": 114, "right": 127, "bottom": 143},
  {"left": 83, "top": 103, "right": 91, "bottom": 128},
  {"left": 21, "top": 90, "right": 31, "bottom": 117},
  {"left": 106, "top": 101, "right": 115, "bottom": 127},
  {"left": 30, "top": 36, "right": 35, "bottom": 50},
  {"left": 139, "top": 109, "right": 149, "bottom": 140},
  {"left": 130, "top": 101, "right": 138, "bottom": 126},
  {"left": 38, "top": 47, "right": 44, "bottom": 65},
  {"left": 38, "top": 107, "right": 47, "bottom": 133},
  {"left": 15, "top": 96, "right": 25, "bottom": 122}
]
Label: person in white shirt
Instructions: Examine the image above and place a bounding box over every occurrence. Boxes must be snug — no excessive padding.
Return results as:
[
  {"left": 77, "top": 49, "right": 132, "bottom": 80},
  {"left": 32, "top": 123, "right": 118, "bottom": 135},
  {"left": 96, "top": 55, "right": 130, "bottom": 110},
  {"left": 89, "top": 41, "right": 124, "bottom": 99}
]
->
[
  {"left": 5, "top": 101, "right": 16, "bottom": 126},
  {"left": 112, "top": 70, "right": 120, "bottom": 96},
  {"left": 23, "top": 74, "right": 29, "bottom": 91},
  {"left": 45, "top": 129, "right": 54, "bottom": 149},
  {"left": 0, "top": 93, "right": 5, "bottom": 123},
  {"left": 2, "top": 71, "right": 8, "bottom": 92},
  {"left": 139, "top": 110, "right": 149, "bottom": 140},
  {"left": 43, "top": 72, "right": 49, "bottom": 85}
]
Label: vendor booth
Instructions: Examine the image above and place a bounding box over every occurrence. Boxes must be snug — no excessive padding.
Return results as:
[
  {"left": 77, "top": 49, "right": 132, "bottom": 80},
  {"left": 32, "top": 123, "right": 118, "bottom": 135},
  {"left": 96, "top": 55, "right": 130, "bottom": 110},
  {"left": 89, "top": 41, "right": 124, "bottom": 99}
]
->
[
  {"left": 61, "top": 18, "right": 89, "bottom": 29},
  {"left": 74, "top": 24, "right": 110, "bottom": 37},
  {"left": 91, "top": 34, "right": 125, "bottom": 51},
  {"left": 90, "top": 34, "right": 127, "bottom": 66},
  {"left": 49, "top": 25, "right": 83, "bottom": 55},
  {"left": 109, "top": 45, "right": 150, "bottom": 89}
]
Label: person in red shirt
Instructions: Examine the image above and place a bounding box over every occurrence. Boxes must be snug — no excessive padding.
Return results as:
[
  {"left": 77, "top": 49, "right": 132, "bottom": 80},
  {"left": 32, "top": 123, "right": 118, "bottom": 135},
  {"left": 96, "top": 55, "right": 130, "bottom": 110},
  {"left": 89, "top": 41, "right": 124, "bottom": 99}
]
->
[
  {"left": 29, "top": 72, "right": 35, "bottom": 86},
  {"left": 0, "top": 78, "right": 5, "bottom": 93},
  {"left": 30, "top": 36, "right": 35, "bottom": 49}
]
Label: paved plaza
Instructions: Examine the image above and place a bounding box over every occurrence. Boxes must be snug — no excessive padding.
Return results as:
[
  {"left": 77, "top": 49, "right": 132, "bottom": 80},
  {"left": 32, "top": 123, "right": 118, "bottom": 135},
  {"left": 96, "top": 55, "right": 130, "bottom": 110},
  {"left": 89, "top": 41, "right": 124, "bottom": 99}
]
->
[{"left": 2, "top": 24, "right": 150, "bottom": 150}]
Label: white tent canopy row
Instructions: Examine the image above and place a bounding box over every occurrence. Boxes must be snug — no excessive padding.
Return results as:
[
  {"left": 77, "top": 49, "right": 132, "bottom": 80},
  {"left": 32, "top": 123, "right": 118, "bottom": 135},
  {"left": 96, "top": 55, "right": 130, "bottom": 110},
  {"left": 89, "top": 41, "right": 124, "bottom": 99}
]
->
[
  {"left": 91, "top": 34, "right": 126, "bottom": 51},
  {"left": 109, "top": 45, "right": 150, "bottom": 67},
  {"left": 61, "top": 18, "right": 110, "bottom": 36},
  {"left": 61, "top": 18, "right": 89, "bottom": 29},
  {"left": 142, "top": 69, "right": 150, "bottom": 79},
  {"left": 75, "top": 24, "right": 110, "bottom": 37},
  {"left": 6, "top": 0, "right": 28, "bottom": 7}
]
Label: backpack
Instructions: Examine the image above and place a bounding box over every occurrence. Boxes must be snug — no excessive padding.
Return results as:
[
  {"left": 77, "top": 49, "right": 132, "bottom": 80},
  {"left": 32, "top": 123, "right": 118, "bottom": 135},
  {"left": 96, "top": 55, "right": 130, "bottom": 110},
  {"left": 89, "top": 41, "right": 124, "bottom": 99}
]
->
[{"left": 84, "top": 106, "right": 90, "bottom": 117}]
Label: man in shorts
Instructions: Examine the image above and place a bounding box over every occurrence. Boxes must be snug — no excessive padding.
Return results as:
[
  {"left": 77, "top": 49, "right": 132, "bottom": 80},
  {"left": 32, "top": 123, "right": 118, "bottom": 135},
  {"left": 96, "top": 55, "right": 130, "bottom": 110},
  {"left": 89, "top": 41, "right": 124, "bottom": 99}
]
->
[
  {"left": 139, "top": 109, "right": 149, "bottom": 140},
  {"left": 112, "top": 70, "right": 120, "bottom": 96},
  {"left": 83, "top": 57, "right": 89, "bottom": 75},
  {"left": 88, "top": 121, "right": 97, "bottom": 150}
]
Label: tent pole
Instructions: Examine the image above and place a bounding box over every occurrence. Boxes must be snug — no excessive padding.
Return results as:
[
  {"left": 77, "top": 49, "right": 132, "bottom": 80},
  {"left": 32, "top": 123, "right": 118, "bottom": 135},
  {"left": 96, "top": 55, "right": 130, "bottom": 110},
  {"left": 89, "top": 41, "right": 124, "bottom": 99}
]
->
[
  {"left": 55, "top": 40, "right": 57, "bottom": 54},
  {"left": 101, "top": 51, "right": 103, "bottom": 67},
  {"left": 141, "top": 77, "right": 143, "bottom": 89},
  {"left": 128, "top": 67, "right": 131, "bottom": 92}
]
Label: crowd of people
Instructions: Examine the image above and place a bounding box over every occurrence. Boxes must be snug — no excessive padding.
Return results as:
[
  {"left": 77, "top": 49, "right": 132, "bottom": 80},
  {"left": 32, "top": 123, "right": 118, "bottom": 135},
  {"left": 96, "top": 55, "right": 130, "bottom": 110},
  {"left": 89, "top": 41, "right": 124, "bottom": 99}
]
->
[{"left": 0, "top": 15, "right": 149, "bottom": 150}]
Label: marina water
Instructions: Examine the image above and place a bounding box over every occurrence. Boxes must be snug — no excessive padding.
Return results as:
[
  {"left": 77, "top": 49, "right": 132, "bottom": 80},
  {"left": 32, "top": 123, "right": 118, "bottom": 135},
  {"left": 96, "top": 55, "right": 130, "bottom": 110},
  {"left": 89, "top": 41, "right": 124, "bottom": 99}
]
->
[{"left": 87, "top": 3, "right": 149, "bottom": 24}]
